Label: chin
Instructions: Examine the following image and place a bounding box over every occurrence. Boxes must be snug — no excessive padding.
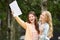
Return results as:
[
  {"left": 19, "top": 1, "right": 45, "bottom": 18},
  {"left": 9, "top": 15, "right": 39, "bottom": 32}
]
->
[{"left": 30, "top": 21, "right": 34, "bottom": 23}]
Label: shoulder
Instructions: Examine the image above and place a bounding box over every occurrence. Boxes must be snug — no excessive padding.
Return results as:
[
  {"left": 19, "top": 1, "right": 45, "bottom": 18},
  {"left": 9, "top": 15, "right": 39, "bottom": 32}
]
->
[
  {"left": 25, "top": 22, "right": 30, "bottom": 27},
  {"left": 25, "top": 22, "right": 30, "bottom": 25},
  {"left": 44, "top": 23, "right": 49, "bottom": 28},
  {"left": 38, "top": 21, "right": 41, "bottom": 26},
  {"left": 38, "top": 21, "right": 41, "bottom": 24}
]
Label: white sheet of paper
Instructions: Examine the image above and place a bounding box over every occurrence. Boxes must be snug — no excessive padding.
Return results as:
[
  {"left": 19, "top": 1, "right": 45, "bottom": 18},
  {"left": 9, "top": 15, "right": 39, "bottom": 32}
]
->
[{"left": 9, "top": 0, "right": 22, "bottom": 16}]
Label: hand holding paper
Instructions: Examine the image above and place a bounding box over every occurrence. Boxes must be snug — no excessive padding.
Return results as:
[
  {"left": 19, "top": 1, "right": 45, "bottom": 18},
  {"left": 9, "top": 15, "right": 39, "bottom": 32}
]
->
[{"left": 9, "top": 0, "right": 22, "bottom": 17}]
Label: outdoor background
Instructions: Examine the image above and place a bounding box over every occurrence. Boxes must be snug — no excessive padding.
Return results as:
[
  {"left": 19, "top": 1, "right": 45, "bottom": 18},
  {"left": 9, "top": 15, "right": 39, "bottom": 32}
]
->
[{"left": 0, "top": 0, "right": 60, "bottom": 40}]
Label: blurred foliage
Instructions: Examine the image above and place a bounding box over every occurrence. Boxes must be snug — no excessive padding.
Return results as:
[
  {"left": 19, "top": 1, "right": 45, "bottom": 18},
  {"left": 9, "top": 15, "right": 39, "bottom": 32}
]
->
[
  {"left": 0, "top": 0, "right": 60, "bottom": 40},
  {"left": 47, "top": 0, "right": 60, "bottom": 32}
]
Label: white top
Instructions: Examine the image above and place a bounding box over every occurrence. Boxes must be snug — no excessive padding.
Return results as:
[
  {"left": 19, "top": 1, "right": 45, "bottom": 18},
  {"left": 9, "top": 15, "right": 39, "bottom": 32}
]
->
[{"left": 38, "top": 22, "right": 49, "bottom": 40}]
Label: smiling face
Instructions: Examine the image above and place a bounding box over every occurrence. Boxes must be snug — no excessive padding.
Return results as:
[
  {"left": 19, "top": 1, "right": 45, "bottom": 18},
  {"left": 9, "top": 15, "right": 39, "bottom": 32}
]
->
[
  {"left": 28, "top": 13, "right": 36, "bottom": 23},
  {"left": 40, "top": 11, "right": 53, "bottom": 38},
  {"left": 27, "top": 11, "right": 39, "bottom": 33},
  {"left": 40, "top": 12, "right": 47, "bottom": 23}
]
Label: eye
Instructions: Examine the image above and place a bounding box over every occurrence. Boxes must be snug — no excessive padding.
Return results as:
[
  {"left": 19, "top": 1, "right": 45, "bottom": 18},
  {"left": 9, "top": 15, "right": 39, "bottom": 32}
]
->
[
  {"left": 42, "top": 15, "right": 44, "bottom": 16},
  {"left": 32, "top": 16, "right": 33, "bottom": 17},
  {"left": 29, "top": 16, "right": 31, "bottom": 18}
]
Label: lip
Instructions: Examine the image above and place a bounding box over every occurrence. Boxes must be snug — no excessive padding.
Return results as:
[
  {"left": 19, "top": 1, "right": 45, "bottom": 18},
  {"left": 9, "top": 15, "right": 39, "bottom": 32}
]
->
[
  {"left": 31, "top": 19, "right": 33, "bottom": 21},
  {"left": 30, "top": 19, "right": 34, "bottom": 22}
]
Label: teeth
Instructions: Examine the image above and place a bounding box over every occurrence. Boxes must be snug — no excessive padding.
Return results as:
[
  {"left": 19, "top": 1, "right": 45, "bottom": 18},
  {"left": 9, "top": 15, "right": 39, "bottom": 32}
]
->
[{"left": 31, "top": 19, "right": 33, "bottom": 21}]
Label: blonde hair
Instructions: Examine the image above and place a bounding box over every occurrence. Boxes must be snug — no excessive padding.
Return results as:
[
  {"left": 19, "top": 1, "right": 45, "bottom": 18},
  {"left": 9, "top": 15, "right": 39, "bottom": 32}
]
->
[{"left": 42, "top": 11, "right": 53, "bottom": 38}]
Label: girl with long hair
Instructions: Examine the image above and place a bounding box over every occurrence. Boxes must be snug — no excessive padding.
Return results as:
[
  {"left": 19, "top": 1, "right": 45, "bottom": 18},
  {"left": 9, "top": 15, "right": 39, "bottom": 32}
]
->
[
  {"left": 38, "top": 11, "right": 53, "bottom": 40},
  {"left": 11, "top": 11, "right": 39, "bottom": 40}
]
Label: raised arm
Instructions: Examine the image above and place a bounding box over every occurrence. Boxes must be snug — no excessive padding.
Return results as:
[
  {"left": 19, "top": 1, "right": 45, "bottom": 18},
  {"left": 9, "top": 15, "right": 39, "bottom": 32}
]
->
[
  {"left": 14, "top": 16, "right": 27, "bottom": 29},
  {"left": 9, "top": 0, "right": 27, "bottom": 29},
  {"left": 11, "top": 12, "right": 27, "bottom": 30}
]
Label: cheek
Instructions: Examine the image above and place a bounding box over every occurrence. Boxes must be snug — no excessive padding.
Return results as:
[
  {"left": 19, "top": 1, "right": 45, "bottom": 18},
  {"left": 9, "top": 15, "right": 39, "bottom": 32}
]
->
[
  {"left": 41, "top": 15, "right": 46, "bottom": 20},
  {"left": 34, "top": 17, "right": 36, "bottom": 20},
  {"left": 40, "top": 15, "right": 42, "bottom": 19},
  {"left": 45, "top": 17, "right": 48, "bottom": 21},
  {"left": 40, "top": 15, "right": 44, "bottom": 19},
  {"left": 43, "top": 16, "right": 46, "bottom": 19},
  {"left": 33, "top": 17, "right": 35, "bottom": 20},
  {"left": 29, "top": 17, "right": 31, "bottom": 21}
]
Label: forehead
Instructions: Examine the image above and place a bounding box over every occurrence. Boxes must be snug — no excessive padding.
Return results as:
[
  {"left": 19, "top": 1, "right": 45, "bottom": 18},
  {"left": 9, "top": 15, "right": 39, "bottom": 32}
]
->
[
  {"left": 41, "top": 12, "right": 46, "bottom": 15},
  {"left": 29, "top": 14, "right": 34, "bottom": 16}
]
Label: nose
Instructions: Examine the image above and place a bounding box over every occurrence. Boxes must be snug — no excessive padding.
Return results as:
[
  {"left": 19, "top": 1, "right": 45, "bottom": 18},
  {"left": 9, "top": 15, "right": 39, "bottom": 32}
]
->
[{"left": 40, "top": 15, "right": 42, "bottom": 18}]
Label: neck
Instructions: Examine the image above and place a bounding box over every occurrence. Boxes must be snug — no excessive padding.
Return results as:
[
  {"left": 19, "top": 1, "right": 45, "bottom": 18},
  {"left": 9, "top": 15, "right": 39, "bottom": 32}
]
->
[
  {"left": 31, "top": 22, "right": 35, "bottom": 25},
  {"left": 41, "top": 21, "right": 46, "bottom": 24}
]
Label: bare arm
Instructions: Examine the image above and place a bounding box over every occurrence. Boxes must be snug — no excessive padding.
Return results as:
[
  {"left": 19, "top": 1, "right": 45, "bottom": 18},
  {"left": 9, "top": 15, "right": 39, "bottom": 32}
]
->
[{"left": 14, "top": 16, "right": 27, "bottom": 29}]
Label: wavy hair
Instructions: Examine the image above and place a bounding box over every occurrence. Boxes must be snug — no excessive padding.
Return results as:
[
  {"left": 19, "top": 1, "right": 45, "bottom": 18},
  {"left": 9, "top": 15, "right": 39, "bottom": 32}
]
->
[
  {"left": 42, "top": 11, "right": 53, "bottom": 38},
  {"left": 27, "top": 11, "right": 39, "bottom": 34}
]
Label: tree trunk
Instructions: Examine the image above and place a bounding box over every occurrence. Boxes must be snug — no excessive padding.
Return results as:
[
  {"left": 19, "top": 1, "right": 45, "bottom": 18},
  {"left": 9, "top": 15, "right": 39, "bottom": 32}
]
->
[
  {"left": 5, "top": 0, "right": 16, "bottom": 40},
  {"left": 10, "top": 18, "right": 15, "bottom": 40},
  {"left": 41, "top": 0, "right": 47, "bottom": 11},
  {"left": 5, "top": 0, "right": 11, "bottom": 40}
]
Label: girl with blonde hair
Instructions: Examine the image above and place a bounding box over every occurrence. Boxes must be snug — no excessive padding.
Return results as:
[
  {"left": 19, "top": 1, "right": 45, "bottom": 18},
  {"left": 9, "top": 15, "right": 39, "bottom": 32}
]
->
[{"left": 38, "top": 11, "right": 53, "bottom": 40}]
